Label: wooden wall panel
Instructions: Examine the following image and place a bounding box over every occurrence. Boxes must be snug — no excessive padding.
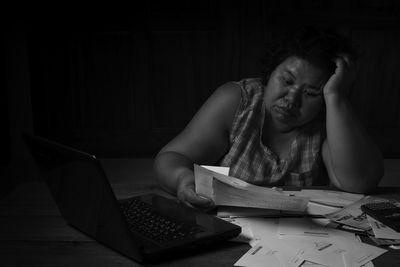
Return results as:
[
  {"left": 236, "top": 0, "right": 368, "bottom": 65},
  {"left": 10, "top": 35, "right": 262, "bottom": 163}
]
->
[
  {"left": 149, "top": 31, "right": 216, "bottom": 129},
  {"left": 25, "top": 0, "right": 400, "bottom": 157},
  {"left": 351, "top": 29, "right": 400, "bottom": 128}
]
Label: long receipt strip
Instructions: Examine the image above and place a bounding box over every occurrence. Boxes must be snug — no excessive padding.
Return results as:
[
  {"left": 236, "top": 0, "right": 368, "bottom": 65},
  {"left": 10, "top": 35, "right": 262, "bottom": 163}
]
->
[{"left": 194, "top": 164, "right": 309, "bottom": 211}]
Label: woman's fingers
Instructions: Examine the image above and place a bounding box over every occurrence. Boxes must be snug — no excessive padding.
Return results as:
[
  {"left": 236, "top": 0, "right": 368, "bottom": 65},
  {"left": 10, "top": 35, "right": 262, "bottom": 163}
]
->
[
  {"left": 337, "top": 54, "right": 356, "bottom": 75},
  {"left": 178, "top": 187, "right": 214, "bottom": 209}
]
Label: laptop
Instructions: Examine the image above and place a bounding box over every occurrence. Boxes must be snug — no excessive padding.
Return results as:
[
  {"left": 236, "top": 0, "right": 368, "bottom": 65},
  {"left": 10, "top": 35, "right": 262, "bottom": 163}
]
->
[{"left": 23, "top": 134, "right": 241, "bottom": 263}]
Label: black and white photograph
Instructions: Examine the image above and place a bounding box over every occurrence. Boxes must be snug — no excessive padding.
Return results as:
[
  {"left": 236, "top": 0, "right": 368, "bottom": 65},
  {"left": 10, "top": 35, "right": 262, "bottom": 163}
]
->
[{"left": 2, "top": 1, "right": 400, "bottom": 266}]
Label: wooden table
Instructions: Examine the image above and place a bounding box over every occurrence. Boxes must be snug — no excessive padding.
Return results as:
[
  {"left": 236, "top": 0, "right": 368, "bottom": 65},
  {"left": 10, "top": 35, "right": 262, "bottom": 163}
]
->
[
  {"left": 0, "top": 181, "right": 248, "bottom": 267},
  {"left": 2, "top": 179, "right": 400, "bottom": 266}
]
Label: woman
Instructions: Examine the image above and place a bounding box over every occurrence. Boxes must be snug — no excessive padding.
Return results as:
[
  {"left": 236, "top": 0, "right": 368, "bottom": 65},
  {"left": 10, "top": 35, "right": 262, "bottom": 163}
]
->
[{"left": 153, "top": 27, "right": 384, "bottom": 209}]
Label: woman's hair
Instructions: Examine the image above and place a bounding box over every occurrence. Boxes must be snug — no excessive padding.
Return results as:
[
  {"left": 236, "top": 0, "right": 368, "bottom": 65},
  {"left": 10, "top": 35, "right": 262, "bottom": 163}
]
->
[{"left": 261, "top": 26, "right": 360, "bottom": 86}]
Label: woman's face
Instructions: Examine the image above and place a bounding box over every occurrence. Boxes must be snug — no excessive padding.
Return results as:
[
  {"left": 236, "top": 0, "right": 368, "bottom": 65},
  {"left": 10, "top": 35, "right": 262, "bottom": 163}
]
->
[{"left": 264, "top": 56, "right": 329, "bottom": 132}]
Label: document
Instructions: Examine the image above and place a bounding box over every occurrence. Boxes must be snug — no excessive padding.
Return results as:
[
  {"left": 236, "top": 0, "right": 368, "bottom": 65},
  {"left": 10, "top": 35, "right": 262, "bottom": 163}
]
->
[
  {"left": 228, "top": 217, "right": 280, "bottom": 247},
  {"left": 299, "top": 189, "right": 364, "bottom": 208},
  {"left": 194, "top": 164, "right": 309, "bottom": 211},
  {"left": 217, "top": 199, "right": 340, "bottom": 218},
  {"left": 234, "top": 243, "right": 284, "bottom": 267},
  {"left": 278, "top": 230, "right": 385, "bottom": 267},
  {"left": 194, "top": 164, "right": 230, "bottom": 199},
  {"left": 301, "top": 241, "right": 346, "bottom": 267},
  {"left": 367, "top": 215, "right": 400, "bottom": 240},
  {"left": 217, "top": 206, "right": 307, "bottom": 218},
  {"left": 278, "top": 218, "right": 331, "bottom": 238},
  {"left": 325, "top": 196, "right": 387, "bottom": 231},
  {"left": 223, "top": 217, "right": 257, "bottom": 246},
  {"left": 231, "top": 217, "right": 383, "bottom": 267},
  {"left": 306, "top": 201, "right": 342, "bottom": 216},
  {"left": 337, "top": 235, "right": 386, "bottom": 267}
]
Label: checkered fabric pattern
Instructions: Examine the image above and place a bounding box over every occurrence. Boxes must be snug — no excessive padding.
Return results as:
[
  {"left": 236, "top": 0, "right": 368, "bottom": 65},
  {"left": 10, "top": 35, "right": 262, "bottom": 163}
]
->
[{"left": 219, "top": 78, "right": 328, "bottom": 186}]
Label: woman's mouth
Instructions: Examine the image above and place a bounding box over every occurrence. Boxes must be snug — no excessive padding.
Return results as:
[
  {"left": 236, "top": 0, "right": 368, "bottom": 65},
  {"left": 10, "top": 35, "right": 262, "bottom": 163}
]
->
[{"left": 274, "top": 106, "right": 299, "bottom": 118}]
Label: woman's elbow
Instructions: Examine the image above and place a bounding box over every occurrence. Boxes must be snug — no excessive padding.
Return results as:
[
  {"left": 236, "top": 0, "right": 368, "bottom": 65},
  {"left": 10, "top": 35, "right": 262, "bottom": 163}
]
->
[{"left": 336, "top": 164, "right": 384, "bottom": 194}]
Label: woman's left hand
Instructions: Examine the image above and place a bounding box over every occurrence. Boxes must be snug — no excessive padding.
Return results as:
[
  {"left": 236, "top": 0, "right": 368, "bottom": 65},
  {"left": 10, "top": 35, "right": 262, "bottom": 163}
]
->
[{"left": 323, "top": 54, "right": 357, "bottom": 98}]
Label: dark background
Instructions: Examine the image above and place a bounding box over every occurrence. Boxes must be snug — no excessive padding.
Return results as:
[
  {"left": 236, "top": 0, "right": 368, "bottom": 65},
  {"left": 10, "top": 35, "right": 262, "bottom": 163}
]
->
[{"left": 3, "top": 0, "right": 400, "bottom": 196}]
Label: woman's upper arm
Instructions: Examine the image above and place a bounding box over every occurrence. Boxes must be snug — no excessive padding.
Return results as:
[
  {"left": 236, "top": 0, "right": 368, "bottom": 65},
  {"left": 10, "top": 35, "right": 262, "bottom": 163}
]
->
[{"left": 159, "top": 82, "right": 242, "bottom": 165}]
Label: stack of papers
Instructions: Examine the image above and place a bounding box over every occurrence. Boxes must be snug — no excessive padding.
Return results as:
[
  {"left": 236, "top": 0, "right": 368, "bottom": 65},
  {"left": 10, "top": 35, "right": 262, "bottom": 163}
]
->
[
  {"left": 291, "top": 189, "right": 365, "bottom": 207},
  {"left": 194, "top": 165, "right": 363, "bottom": 216},
  {"left": 194, "top": 165, "right": 309, "bottom": 211}
]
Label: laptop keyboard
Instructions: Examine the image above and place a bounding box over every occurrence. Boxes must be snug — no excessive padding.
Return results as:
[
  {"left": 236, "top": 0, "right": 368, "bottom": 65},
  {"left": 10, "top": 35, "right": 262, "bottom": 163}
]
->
[{"left": 120, "top": 197, "right": 204, "bottom": 243}]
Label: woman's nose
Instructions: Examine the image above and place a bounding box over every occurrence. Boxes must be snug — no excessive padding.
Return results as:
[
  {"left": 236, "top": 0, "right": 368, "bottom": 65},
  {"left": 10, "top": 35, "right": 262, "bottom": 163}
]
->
[{"left": 286, "top": 87, "right": 302, "bottom": 107}]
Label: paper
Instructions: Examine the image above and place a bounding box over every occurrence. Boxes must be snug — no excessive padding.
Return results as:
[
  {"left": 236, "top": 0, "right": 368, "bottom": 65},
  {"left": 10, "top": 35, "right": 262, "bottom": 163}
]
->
[
  {"left": 217, "top": 199, "right": 340, "bottom": 218},
  {"left": 201, "top": 165, "right": 230, "bottom": 175},
  {"left": 301, "top": 262, "right": 326, "bottom": 266},
  {"left": 217, "top": 206, "right": 307, "bottom": 218},
  {"left": 325, "top": 196, "right": 387, "bottom": 231},
  {"left": 228, "top": 217, "right": 279, "bottom": 247},
  {"left": 287, "top": 235, "right": 385, "bottom": 267},
  {"left": 306, "top": 201, "right": 342, "bottom": 215},
  {"left": 230, "top": 216, "right": 385, "bottom": 267},
  {"left": 194, "top": 164, "right": 229, "bottom": 198},
  {"left": 302, "top": 241, "right": 346, "bottom": 267},
  {"left": 299, "top": 190, "right": 364, "bottom": 208},
  {"left": 223, "top": 217, "right": 257, "bottom": 246},
  {"left": 232, "top": 218, "right": 312, "bottom": 267},
  {"left": 258, "top": 239, "right": 307, "bottom": 267},
  {"left": 194, "top": 164, "right": 309, "bottom": 211},
  {"left": 234, "top": 243, "right": 283, "bottom": 267},
  {"left": 367, "top": 215, "right": 400, "bottom": 240},
  {"left": 338, "top": 235, "right": 386, "bottom": 267},
  {"left": 278, "top": 218, "right": 331, "bottom": 238},
  {"left": 369, "top": 235, "right": 400, "bottom": 246}
]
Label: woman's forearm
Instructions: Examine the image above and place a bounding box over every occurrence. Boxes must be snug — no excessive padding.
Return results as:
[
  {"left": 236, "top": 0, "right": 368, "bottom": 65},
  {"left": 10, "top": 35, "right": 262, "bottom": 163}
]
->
[
  {"left": 153, "top": 151, "right": 195, "bottom": 195},
  {"left": 324, "top": 94, "right": 384, "bottom": 192}
]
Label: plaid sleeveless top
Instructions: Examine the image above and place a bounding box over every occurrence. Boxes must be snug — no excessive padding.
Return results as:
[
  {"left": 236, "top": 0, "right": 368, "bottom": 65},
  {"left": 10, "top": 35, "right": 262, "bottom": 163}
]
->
[{"left": 219, "top": 78, "right": 328, "bottom": 186}]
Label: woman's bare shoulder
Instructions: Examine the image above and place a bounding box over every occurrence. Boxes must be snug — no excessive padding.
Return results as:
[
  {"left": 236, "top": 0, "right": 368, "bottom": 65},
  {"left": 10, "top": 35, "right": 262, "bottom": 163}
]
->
[
  {"left": 199, "top": 81, "right": 242, "bottom": 129},
  {"left": 212, "top": 81, "right": 242, "bottom": 101},
  {"left": 158, "top": 81, "right": 243, "bottom": 162}
]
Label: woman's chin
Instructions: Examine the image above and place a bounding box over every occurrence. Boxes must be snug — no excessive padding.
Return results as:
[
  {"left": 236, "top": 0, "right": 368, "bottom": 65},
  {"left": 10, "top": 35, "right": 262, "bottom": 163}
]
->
[{"left": 271, "top": 116, "right": 296, "bottom": 131}]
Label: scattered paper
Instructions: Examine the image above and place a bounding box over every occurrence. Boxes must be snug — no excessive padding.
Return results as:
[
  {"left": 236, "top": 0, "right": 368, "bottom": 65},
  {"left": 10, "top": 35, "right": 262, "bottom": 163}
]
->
[
  {"left": 232, "top": 217, "right": 385, "bottom": 267},
  {"left": 223, "top": 217, "right": 258, "bottom": 246},
  {"left": 300, "top": 261, "right": 326, "bottom": 266},
  {"left": 234, "top": 243, "right": 283, "bottom": 267},
  {"left": 369, "top": 236, "right": 400, "bottom": 246},
  {"left": 278, "top": 218, "right": 331, "bottom": 238},
  {"left": 325, "top": 196, "right": 387, "bottom": 231},
  {"left": 260, "top": 238, "right": 307, "bottom": 267},
  {"left": 228, "top": 217, "right": 279, "bottom": 247},
  {"left": 194, "top": 165, "right": 387, "bottom": 266},
  {"left": 339, "top": 236, "right": 386, "bottom": 267},
  {"left": 367, "top": 215, "right": 400, "bottom": 240},
  {"left": 285, "top": 234, "right": 385, "bottom": 267},
  {"left": 302, "top": 241, "right": 346, "bottom": 267}
]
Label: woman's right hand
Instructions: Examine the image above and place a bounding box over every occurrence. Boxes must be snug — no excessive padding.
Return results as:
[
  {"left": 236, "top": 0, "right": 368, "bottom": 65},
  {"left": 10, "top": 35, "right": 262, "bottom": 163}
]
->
[{"left": 176, "top": 173, "right": 215, "bottom": 210}]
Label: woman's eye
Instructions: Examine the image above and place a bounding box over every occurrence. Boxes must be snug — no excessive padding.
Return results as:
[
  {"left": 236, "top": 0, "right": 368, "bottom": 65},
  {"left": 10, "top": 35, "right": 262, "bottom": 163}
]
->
[
  {"left": 304, "top": 90, "right": 321, "bottom": 97},
  {"left": 281, "top": 77, "right": 294, "bottom": 86}
]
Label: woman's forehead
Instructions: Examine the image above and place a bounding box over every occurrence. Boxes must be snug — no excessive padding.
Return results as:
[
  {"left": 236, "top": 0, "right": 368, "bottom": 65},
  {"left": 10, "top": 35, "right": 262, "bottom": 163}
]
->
[{"left": 276, "top": 57, "right": 330, "bottom": 83}]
